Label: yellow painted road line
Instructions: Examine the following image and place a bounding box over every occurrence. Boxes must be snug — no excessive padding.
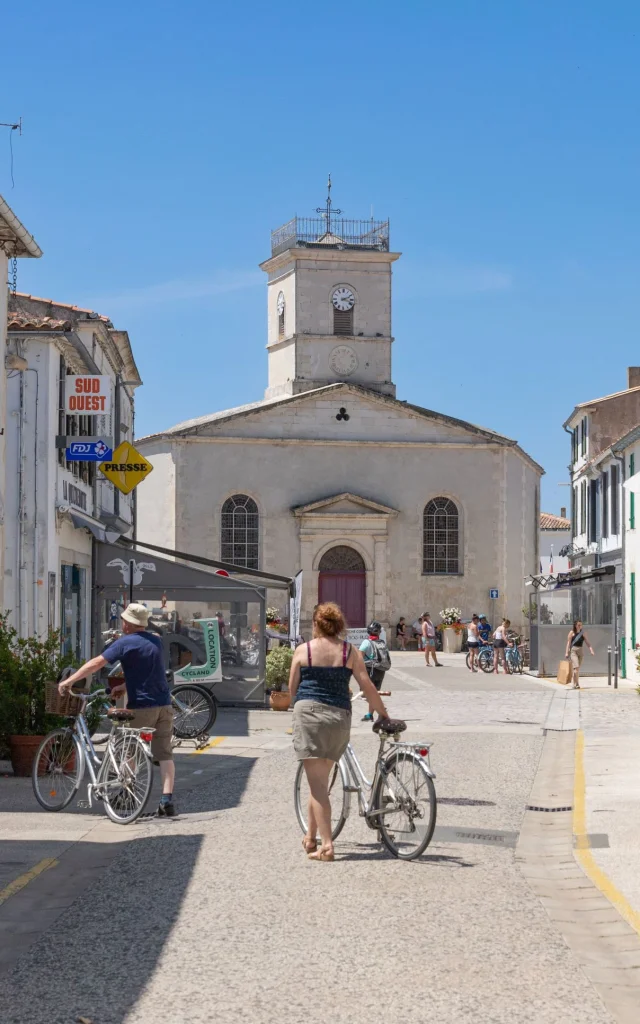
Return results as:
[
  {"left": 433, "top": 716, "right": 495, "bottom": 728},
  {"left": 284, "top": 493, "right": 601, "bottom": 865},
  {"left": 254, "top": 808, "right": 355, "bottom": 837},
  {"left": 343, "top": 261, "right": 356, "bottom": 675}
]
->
[
  {"left": 0, "top": 858, "right": 58, "bottom": 908},
  {"left": 190, "top": 736, "right": 226, "bottom": 755},
  {"left": 574, "top": 729, "right": 640, "bottom": 934}
]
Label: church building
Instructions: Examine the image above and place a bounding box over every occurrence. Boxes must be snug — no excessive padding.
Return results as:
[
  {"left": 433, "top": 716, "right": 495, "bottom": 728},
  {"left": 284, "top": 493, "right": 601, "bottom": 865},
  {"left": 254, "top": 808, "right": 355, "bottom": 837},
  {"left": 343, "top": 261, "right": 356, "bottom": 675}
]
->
[{"left": 136, "top": 190, "right": 543, "bottom": 635}]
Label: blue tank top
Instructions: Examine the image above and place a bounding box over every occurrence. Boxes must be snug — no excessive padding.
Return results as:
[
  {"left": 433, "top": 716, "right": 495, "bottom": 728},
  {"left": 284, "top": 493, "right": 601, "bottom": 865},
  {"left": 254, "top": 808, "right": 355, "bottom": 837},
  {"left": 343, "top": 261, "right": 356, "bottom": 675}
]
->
[{"left": 294, "top": 642, "right": 353, "bottom": 712}]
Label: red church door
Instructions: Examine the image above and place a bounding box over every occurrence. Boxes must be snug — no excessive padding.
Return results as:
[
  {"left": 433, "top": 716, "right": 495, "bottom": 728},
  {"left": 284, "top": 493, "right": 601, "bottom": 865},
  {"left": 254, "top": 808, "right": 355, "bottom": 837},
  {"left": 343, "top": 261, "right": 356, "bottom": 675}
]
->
[{"left": 317, "top": 546, "right": 367, "bottom": 628}]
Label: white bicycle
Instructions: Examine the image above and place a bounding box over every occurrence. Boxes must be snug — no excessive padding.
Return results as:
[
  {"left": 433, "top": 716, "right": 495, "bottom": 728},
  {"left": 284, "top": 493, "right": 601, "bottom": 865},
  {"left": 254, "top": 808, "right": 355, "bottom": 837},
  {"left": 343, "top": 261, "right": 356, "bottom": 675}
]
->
[
  {"left": 294, "top": 715, "right": 437, "bottom": 860},
  {"left": 32, "top": 688, "right": 155, "bottom": 825}
]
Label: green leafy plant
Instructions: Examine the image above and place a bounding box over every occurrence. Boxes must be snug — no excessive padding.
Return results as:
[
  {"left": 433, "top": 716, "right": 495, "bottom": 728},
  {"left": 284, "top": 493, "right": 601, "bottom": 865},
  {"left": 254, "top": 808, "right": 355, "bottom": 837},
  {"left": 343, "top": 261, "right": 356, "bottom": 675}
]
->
[
  {"left": 0, "top": 616, "right": 75, "bottom": 740},
  {"left": 265, "top": 645, "right": 294, "bottom": 692}
]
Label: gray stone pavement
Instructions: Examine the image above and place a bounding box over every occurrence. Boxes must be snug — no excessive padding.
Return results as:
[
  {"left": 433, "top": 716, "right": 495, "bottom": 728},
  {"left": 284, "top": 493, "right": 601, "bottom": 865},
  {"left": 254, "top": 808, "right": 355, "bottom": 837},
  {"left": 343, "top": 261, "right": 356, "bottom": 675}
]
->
[{"left": 0, "top": 653, "right": 637, "bottom": 1022}]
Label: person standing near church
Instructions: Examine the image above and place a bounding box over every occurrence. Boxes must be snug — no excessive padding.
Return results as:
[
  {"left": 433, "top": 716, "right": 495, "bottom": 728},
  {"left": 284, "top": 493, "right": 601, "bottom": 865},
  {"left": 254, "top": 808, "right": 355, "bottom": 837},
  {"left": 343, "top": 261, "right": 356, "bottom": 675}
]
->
[
  {"left": 422, "top": 613, "right": 442, "bottom": 667},
  {"left": 395, "top": 617, "right": 407, "bottom": 650}
]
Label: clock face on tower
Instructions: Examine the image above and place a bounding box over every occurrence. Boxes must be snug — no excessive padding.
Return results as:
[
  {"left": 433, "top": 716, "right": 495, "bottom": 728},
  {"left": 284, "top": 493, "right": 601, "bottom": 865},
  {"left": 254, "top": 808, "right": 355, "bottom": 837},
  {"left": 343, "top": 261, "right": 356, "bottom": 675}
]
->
[
  {"left": 329, "top": 345, "right": 358, "bottom": 377},
  {"left": 332, "top": 286, "right": 355, "bottom": 311},
  {"left": 276, "top": 292, "right": 285, "bottom": 315}
]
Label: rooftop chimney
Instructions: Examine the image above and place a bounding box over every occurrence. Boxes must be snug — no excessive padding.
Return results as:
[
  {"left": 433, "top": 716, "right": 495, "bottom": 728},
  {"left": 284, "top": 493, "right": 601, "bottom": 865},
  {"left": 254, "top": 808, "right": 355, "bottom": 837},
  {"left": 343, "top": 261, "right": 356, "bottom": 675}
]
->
[
  {"left": 628, "top": 367, "right": 640, "bottom": 389},
  {"left": 560, "top": 507, "right": 566, "bottom": 519}
]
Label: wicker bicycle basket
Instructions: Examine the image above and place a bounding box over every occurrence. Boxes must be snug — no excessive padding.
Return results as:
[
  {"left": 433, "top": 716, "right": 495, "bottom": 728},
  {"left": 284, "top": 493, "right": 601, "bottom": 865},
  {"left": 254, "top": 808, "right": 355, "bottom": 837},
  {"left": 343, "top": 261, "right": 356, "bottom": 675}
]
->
[{"left": 45, "top": 680, "right": 84, "bottom": 717}]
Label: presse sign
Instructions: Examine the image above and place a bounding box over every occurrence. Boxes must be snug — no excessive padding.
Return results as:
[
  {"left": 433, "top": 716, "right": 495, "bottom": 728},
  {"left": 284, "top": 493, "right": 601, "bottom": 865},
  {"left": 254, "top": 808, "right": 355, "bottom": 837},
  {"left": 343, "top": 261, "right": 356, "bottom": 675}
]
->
[{"left": 64, "top": 375, "right": 111, "bottom": 414}]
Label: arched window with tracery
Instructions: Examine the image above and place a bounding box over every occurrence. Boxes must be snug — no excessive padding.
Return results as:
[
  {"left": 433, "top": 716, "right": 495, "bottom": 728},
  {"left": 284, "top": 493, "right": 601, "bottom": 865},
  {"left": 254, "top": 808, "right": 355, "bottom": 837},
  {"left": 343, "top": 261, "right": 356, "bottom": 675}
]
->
[
  {"left": 221, "top": 494, "right": 259, "bottom": 568},
  {"left": 423, "top": 498, "right": 460, "bottom": 575}
]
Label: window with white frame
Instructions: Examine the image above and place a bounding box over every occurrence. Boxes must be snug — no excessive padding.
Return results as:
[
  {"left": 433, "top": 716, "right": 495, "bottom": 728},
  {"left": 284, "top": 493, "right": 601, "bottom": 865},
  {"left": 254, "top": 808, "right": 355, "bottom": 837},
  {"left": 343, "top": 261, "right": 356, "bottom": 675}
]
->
[
  {"left": 423, "top": 498, "right": 460, "bottom": 574},
  {"left": 221, "top": 494, "right": 259, "bottom": 569}
]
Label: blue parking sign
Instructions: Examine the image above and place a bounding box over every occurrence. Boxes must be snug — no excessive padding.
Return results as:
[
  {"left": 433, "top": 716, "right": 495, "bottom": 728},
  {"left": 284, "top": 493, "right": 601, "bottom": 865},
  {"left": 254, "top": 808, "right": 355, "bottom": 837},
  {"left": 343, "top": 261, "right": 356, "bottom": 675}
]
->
[{"left": 489, "top": 588, "right": 499, "bottom": 600}]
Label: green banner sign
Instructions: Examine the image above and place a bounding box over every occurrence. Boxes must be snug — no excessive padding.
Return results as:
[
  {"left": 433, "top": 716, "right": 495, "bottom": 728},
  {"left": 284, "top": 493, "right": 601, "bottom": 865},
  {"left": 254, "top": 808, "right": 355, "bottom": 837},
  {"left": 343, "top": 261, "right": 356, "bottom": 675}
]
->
[{"left": 173, "top": 618, "right": 222, "bottom": 684}]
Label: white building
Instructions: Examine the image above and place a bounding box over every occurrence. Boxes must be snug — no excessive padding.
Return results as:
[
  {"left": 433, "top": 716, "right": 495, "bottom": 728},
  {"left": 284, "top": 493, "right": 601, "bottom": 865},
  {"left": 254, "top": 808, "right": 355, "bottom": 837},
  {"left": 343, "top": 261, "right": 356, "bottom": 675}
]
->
[
  {"left": 564, "top": 369, "right": 640, "bottom": 581},
  {"left": 137, "top": 198, "right": 543, "bottom": 635},
  {"left": 539, "top": 511, "right": 570, "bottom": 575},
  {"left": 5, "top": 294, "right": 141, "bottom": 657},
  {"left": 0, "top": 196, "right": 42, "bottom": 612}
]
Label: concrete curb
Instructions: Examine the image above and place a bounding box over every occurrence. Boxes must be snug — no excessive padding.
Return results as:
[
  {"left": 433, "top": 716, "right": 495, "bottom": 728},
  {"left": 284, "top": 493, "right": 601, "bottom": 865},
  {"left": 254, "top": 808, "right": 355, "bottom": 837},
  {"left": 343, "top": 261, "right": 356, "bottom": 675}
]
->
[{"left": 516, "top": 727, "right": 640, "bottom": 1022}]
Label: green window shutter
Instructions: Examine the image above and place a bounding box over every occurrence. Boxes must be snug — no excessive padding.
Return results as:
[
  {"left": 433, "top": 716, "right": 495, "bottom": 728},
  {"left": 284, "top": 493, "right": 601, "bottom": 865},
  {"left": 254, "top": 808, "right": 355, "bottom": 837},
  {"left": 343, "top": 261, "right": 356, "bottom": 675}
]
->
[
  {"left": 631, "top": 574, "right": 636, "bottom": 652},
  {"left": 631, "top": 493, "right": 636, "bottom": 530}
]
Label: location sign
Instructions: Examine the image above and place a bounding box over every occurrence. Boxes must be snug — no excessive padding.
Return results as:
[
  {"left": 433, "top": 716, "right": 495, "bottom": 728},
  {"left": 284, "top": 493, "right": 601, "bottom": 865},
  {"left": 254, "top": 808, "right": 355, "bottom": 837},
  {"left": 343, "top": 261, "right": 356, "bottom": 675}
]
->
[{"left": 99, "top": 441, "right": 153, "bottom": 495}]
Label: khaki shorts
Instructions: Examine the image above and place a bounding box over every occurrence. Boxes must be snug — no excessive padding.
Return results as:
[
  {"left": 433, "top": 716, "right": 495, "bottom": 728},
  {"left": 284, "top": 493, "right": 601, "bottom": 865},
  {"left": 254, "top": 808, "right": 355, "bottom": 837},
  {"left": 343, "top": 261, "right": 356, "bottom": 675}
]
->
[
  {"left": 129, "top": 705, "right": 174, "bottom": 761},
  {"left": 570, "top": 647, "right": 584, "bottom": 669}
]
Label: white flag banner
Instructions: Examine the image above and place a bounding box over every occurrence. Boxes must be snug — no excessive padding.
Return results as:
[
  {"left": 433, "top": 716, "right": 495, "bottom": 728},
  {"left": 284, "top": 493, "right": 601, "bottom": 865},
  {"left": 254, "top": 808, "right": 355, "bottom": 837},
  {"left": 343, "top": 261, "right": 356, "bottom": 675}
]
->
[{"left": 289, "top": 570, "right": 303, "bottom": 647}]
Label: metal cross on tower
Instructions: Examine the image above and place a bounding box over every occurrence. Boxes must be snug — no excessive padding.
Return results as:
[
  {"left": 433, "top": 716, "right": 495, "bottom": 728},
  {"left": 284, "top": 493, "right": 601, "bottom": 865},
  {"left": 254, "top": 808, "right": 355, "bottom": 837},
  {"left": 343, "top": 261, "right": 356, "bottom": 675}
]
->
[{"left": 316, "top": 174, "right": 342, "bottom": 234}]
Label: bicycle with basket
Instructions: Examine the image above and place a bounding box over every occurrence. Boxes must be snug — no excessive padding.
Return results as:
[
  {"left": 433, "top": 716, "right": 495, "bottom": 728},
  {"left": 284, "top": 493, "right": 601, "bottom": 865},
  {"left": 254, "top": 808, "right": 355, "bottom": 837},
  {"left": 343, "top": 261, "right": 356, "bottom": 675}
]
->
[{"left": 32, "top": 679, "right": 155, "bottom": 824}]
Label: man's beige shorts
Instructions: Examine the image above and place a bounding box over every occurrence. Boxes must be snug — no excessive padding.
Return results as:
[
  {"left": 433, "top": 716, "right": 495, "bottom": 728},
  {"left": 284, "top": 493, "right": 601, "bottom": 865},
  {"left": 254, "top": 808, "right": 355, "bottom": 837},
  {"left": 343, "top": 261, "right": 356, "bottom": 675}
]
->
[{"left": 129, "top": 705, "right": 174, "bottom": 761}]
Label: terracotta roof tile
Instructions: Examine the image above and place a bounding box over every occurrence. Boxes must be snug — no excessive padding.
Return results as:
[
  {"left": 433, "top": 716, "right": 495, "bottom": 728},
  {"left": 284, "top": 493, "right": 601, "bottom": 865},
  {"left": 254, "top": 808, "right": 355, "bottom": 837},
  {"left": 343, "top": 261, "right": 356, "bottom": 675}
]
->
[
  {"left": 540, "top": 512, "right": 570, "bottom": 530},
  {"left": 12, "top": 292, "right": 110, "bottom": 321},
  {"left": 7, "top": 312, "right": 72, "bottom": 332}
]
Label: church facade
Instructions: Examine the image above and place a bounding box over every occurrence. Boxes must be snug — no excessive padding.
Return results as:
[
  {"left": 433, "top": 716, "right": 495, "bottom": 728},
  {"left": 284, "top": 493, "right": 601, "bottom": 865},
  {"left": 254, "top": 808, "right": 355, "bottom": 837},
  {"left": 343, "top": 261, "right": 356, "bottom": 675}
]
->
[{"left": 136, "top": 201, "right": 542, "bottom": 635}]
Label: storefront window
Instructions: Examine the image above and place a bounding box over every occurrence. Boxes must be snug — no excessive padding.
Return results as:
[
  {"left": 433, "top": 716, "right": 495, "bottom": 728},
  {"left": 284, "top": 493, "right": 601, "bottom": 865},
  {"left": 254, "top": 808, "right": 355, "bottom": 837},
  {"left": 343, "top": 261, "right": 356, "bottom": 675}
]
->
[{"left": 61, "top": 564, "right": 87, "bottom": 660}]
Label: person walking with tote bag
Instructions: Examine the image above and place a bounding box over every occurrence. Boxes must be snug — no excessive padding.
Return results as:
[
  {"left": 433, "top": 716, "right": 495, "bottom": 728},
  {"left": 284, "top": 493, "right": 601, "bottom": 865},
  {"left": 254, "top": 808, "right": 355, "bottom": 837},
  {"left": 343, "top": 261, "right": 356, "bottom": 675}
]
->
[{"left": 565, "top": 620, "right": 595, "bottom": 689}]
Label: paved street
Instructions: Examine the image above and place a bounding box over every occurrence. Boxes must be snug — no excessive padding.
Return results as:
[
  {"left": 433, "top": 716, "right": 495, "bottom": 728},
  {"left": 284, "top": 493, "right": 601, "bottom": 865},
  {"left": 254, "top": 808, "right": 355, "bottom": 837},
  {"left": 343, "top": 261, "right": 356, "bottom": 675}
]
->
[{"left": 1, "top": 655, "right": 640, "bottom": 1023}]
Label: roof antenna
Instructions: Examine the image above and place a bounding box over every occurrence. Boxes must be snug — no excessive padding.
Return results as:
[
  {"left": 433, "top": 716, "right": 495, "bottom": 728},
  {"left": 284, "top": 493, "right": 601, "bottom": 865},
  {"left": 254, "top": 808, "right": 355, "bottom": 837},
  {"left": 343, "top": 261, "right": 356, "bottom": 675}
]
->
[{"left": 0, "top": 118, "right": 22, "bottom": 188}]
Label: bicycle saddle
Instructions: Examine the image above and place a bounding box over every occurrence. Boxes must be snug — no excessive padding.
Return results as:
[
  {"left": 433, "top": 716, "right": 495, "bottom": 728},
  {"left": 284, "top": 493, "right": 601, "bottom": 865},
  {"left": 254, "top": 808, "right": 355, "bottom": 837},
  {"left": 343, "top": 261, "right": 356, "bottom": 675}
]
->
[
  {"left": 373, "top": 717, "right": 407, "bottom": 735},
  {"left": 107, "top": 709, "right": 136, "bottom": 722}
]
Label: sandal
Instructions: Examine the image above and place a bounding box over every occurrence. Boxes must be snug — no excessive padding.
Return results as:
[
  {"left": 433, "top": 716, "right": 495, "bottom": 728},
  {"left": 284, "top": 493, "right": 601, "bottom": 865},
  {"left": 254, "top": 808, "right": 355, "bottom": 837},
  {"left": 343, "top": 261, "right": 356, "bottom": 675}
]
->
[
  {"left": 308, "top": 849, "right": 334, "bottom": 862},
  {"left": 302, "top": 837, "right": 317, "bottom": 853}
]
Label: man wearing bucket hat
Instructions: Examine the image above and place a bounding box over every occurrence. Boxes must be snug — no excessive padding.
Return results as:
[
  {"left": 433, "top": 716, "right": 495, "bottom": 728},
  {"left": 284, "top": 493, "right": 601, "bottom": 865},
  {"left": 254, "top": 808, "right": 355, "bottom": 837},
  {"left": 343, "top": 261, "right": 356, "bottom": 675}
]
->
[{"left": 58, "top": 602, "right": 176, "bottom": 817}]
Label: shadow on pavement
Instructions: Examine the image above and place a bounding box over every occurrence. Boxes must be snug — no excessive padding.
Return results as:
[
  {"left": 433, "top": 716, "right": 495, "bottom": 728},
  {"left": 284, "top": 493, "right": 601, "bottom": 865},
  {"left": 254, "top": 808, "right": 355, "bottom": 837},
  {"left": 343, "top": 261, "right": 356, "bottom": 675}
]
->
[
  {"left": 0, "top": 751, "right": 258, "bottom": 816},
  {"left": 0, "top": 833, "right": 204, "bottom": 1024}
]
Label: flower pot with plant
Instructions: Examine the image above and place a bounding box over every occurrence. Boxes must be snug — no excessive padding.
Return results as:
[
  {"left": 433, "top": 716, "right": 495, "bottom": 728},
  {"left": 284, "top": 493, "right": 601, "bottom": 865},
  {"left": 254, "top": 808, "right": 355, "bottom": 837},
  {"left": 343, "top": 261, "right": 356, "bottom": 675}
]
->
[
  {"left": 0, "top": 618, "right": 75, "bottom": 776},
  {"left": 266, "top": 645, "right": 294, "bottom": 711},
  {"left": 438, "top": 608, "right": 464, "bottom": 654}
]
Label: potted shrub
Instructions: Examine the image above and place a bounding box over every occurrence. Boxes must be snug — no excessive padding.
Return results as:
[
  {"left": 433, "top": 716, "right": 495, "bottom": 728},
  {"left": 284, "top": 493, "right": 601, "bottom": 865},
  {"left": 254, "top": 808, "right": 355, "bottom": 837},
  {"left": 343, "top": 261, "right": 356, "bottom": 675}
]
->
[
  {"left": 266, "top": 645, "right": 293, "bottom": 711},
  {"left": 438, "top": 608, "right": 464, "bottom": 654},
  {"left": 0, "top": 618, "right": 74, "bottom": 776}
]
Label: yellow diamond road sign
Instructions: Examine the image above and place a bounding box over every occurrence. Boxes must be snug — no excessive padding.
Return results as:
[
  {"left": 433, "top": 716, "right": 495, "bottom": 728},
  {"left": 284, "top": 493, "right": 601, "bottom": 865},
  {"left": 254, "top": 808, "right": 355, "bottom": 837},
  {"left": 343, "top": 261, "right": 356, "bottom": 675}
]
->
[{"left": 99, "top": 441, "right": 153, "bottom": 495}]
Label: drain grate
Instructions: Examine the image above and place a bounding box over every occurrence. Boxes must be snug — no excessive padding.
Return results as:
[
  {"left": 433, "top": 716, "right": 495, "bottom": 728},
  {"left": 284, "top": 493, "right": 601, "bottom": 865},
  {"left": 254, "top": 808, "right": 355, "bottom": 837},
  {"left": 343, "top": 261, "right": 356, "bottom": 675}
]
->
[{"left": 526, "top": 804, "right": 573, "bottom": 812}]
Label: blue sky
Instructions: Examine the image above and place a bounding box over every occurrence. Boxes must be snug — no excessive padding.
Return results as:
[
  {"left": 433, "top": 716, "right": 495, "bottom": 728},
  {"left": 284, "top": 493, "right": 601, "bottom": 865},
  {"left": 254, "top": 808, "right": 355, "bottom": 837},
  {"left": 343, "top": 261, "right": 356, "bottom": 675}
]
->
[{"left": 4, "top": 1, "right": 639, "bottom": 509}]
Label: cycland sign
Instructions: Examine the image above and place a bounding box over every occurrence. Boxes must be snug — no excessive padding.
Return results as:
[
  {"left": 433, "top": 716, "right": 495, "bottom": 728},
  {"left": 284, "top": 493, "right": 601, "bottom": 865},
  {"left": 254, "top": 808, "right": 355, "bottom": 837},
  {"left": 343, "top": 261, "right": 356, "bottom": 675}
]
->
[
  {"left": 64, "top": 375, "right": 111, "bottom": 414},
  {"left": 173, "top": 618, "right": 222, "bottom": 684}
]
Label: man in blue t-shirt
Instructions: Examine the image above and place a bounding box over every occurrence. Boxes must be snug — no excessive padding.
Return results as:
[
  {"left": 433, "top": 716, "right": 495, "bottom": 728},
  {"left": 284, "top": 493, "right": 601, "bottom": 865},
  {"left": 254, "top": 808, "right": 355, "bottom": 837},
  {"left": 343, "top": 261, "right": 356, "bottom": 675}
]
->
[{"left": 59, "top": 602, "right": 176, "bottom": 817}]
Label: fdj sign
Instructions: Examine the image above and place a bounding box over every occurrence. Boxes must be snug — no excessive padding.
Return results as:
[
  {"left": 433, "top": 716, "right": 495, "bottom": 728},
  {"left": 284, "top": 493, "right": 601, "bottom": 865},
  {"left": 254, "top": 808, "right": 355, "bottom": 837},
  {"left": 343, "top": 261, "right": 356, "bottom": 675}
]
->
[
  {"left": 99, "top": 441, "right": 153, "bottom": 495},
  {"left": 173, "top": 619, "right": 222, "bottom": 684}
]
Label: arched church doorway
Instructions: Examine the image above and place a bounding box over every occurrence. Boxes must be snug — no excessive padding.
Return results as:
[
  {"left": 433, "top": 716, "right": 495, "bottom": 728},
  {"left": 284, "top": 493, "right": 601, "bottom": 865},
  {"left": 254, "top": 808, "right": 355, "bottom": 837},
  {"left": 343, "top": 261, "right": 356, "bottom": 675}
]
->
[{"left": 318, "top": 546, "right": 366, "bottom": 627}]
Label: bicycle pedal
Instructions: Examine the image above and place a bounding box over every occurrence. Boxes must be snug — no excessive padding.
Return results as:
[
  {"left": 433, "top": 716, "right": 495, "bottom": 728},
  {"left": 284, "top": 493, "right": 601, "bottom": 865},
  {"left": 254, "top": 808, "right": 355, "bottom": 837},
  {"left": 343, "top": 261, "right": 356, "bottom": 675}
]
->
[{"left": 76, "top": 800, "right": 88, "bottom": 809}]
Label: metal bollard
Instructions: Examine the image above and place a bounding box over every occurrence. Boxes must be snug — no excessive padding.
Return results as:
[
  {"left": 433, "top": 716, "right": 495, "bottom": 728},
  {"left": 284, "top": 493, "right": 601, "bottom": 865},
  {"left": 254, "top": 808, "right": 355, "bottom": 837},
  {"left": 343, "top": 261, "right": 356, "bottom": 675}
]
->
[
  {"left": 607, "top": 646, "right": 612, "bottom": 686},
  {"left": 614, "top": 646, "right": 619, "bottom": 689}
]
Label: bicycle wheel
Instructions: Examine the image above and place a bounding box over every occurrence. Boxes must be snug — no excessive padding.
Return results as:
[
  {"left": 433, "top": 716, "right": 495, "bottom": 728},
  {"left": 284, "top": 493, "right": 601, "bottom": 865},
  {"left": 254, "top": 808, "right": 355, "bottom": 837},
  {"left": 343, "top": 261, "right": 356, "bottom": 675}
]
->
[
  {"left": 102, "top": 731, "right": 153, "bottom": 824},
  {"left": 294, "top": 758, "right": 350, "bottom": 842},
  {"left": 465, "top": 652, "right": 471, "bottom": 670},
  {"left": 373, "top": 750, "right": 437, "bottom": 860},
  {"left": 32, "top": 729, "right": 84, "bottom": 811},
  {"left": 478, "top": 649, "right": 494, "bottom": 673},
  {"left": 172, "top": 684, "right": 217, "bottom": 738}
]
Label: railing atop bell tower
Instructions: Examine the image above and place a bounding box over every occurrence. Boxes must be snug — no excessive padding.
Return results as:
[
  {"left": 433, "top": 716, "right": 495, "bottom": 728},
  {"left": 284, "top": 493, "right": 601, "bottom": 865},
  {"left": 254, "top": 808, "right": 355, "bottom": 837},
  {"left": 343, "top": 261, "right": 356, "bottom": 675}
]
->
[{"left": 271, "top": 216, "right": 390, "bottom": 257}]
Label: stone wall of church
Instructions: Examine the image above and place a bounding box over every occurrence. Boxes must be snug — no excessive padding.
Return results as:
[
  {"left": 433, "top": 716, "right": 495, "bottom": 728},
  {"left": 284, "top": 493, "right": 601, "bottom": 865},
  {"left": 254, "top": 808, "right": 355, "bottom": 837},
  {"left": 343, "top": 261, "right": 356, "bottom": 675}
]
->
[{"left": 138, "top": 433, "right": 539, "bottom": 637}]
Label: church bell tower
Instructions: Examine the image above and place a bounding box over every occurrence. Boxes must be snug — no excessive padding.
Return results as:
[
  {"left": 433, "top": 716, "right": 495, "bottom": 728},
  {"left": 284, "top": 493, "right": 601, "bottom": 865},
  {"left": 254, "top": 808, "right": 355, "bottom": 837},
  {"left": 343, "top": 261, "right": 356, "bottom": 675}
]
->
[{"left": 260, "top": 179, "right": 401, "bottom": 399}]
